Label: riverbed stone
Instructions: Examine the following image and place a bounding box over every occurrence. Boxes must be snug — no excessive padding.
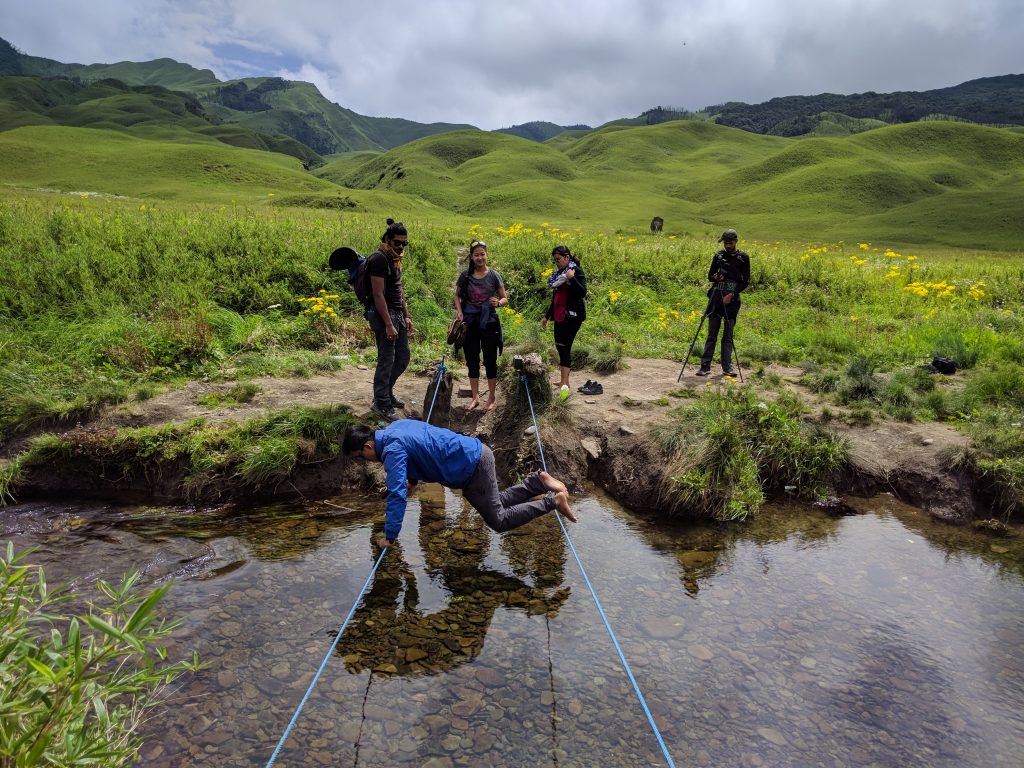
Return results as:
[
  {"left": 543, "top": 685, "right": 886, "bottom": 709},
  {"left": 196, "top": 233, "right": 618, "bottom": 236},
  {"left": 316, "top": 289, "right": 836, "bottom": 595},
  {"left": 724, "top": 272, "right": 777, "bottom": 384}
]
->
[
  {"left": 638, "top": 616, "right": 685, "bottom": 639},
  {"left": 688, "top": 644, "right": 714, "bottom": 660},
  {"left": 757, "top": 727, "right": 788, "bottom": 746}
]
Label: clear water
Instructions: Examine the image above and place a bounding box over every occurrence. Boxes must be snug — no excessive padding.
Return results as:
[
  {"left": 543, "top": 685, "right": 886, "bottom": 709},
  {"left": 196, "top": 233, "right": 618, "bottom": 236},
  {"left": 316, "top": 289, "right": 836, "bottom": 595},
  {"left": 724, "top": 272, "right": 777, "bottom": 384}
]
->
[{"left": 3, "top": 488, "right": 1024, "bottom": 767}]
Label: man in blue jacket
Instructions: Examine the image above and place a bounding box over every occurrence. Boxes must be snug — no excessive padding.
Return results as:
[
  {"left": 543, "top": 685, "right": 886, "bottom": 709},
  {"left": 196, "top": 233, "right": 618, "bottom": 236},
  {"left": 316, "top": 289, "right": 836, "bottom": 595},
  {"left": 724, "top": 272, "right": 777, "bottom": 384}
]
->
[{"left": 343, "top": 420, "right": 576, "bottom": 547}]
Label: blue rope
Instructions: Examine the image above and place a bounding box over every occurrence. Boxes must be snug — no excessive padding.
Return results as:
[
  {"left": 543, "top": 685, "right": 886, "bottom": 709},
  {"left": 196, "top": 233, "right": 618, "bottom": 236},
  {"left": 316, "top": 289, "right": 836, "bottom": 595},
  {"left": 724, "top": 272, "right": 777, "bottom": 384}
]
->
[
  {"left": 520, "top": 375, "right": 677, "bottom": 768},
  {"left": 267, "top": 361, "right": 448, "bottom": 766},
  {"left": 265, "top": 547, "right": 387, "bottom": 767}
]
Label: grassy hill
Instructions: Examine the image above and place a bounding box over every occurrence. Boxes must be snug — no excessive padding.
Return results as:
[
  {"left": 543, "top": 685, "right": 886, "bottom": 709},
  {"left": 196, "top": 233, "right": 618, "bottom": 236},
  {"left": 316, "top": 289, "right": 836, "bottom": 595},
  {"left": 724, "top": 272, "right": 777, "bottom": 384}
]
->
[
  {"left": 0, "top": 39, "right": 477, "bottom": 155},
  {"left": 1, "top": 112, "right": 1021, "bottom": 250},
  {"left": 0, "top": 76, "right": 323, "bottom": 166},
  {"left": 334, "top": 119, "right": 1024, "bottom": 249}
]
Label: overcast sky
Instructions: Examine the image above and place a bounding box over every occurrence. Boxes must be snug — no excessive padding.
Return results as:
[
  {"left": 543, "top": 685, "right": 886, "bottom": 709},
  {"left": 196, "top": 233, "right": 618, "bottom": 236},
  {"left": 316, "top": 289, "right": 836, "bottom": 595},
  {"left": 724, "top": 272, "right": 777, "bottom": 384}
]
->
[{"left": 5, "top": 0, "right": 1022, "bottom": 130}]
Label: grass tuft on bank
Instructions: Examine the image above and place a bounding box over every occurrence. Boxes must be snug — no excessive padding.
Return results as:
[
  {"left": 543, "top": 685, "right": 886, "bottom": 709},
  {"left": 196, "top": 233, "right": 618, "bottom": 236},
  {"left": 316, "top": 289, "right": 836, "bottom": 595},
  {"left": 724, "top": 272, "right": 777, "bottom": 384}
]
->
[{"left": 655, "top": 387, "right": 849, "bottom": 521}]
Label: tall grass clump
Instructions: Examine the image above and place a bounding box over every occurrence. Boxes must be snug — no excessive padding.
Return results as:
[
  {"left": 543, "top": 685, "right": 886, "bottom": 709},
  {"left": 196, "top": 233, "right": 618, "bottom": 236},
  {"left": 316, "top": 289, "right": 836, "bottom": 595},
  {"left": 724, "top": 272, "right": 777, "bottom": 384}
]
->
[
  {"left": 0, "top": 543, "right": 201, "bottom": 766},
  {"left": 654, "top": 387, "right": 848, "bottom": 521}
]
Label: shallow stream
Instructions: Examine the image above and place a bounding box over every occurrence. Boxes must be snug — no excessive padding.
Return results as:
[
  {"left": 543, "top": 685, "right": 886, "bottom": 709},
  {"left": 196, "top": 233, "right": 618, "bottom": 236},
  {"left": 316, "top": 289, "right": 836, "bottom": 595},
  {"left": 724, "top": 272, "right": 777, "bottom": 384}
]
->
[{"left": 3, "top": 489, "right": 1024, "bottom": 767}]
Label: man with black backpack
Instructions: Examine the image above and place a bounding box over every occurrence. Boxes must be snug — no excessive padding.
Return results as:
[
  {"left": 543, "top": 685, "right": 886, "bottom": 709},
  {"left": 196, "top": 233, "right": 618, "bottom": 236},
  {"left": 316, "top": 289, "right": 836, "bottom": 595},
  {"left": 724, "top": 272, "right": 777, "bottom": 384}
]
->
[{"left": 365, "top": 219, "right": 414, "bottom": 420}]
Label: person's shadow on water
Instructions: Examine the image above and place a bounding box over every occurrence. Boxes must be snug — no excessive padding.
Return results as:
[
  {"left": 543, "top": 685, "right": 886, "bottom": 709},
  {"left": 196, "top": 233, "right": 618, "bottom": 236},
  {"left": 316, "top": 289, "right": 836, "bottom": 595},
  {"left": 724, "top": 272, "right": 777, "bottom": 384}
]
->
[{"left": 334, "top": 484, "right": 570, "bottom": 676}]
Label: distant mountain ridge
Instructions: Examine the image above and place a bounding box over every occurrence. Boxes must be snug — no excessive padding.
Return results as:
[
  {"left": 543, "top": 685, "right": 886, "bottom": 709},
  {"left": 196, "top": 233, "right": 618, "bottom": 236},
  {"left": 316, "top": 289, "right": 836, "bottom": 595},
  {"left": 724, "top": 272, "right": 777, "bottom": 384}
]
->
[
  {"left": 2, "top": 35, "right": 1023, "bottom": 156},
  {"left": 0, "top": 37, "right": 474, "bottom": 156}
]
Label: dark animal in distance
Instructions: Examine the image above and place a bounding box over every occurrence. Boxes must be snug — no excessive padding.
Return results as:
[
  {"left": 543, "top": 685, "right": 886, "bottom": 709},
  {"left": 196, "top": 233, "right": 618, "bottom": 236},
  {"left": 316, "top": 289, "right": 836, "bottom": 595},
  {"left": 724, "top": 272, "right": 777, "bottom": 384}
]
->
[{"left": 650, "top": 217, "right": 664, "bottom": 233}]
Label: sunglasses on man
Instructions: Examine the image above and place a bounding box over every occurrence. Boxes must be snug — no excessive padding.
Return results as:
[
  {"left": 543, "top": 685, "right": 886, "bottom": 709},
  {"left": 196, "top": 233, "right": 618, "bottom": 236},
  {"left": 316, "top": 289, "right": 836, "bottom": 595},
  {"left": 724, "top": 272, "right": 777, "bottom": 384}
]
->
[{"left": 391, "top": 239, "right": 409, "bottom": 249}]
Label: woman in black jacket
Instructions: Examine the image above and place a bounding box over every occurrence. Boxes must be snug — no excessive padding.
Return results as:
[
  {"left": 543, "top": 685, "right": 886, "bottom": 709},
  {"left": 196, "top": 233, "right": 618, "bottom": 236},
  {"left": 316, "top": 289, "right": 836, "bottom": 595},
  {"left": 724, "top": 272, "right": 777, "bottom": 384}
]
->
[{"left": 541, "top": 244, "right": 587, "bottom": 399}]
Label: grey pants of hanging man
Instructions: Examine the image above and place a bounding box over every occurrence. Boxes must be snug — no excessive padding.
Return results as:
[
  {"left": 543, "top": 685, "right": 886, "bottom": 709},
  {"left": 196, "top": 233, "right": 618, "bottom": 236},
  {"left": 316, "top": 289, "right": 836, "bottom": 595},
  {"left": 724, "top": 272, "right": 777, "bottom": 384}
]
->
[{"left": 461, "top": 445, "right": 555, "bottom": 532}]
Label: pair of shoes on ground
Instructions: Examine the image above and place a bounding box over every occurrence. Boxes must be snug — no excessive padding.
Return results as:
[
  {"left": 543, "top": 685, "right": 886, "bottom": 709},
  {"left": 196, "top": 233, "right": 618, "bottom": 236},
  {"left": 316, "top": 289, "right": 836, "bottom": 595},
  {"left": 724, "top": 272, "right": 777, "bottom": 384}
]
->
[
  {"left": 695, "top": 368, "right": 737, "bottom": 378},
  {"left": 577, "top": 379, "right": 604, "bottom": 395}
]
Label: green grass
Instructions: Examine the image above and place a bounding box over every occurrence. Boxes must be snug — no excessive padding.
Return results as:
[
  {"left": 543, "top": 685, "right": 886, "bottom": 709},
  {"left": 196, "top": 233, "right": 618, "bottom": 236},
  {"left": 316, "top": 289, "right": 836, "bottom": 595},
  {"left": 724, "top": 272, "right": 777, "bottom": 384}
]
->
[
  {"left": 2, "top": 404, "right": 357, "bottom": 502},
  {"left": 654, "top": 387, "right": 849, "bottom": 521},
  {"left": 3, "top": 117, "right": 1024, "bottom": 248}
]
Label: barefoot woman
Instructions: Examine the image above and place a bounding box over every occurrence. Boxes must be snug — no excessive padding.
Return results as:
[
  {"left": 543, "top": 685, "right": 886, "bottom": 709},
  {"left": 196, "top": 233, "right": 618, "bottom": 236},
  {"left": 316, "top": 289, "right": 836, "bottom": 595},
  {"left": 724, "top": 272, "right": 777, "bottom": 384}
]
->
[{"left": 454, "top": 240, "right": 508, "bottom": 412}]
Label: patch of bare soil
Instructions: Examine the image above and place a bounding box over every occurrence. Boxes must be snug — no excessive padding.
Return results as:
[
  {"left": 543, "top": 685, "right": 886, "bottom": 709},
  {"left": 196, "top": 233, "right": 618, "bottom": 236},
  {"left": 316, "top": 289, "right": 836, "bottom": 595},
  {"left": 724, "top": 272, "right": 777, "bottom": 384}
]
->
[{"left": 6, "top": 358, "right": 978, "bottom": 520}]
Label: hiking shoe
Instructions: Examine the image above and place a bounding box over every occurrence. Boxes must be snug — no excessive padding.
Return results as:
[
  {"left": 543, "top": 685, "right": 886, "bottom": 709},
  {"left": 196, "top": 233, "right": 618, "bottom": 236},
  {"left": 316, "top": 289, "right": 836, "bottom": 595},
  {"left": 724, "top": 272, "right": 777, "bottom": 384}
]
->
[
  {"left": 722, "top": 369, "right": 737, "bottom": 378},
  {"left": 390, "top": 395, "right": 406, "bottom": 409},
  {"left": 580, "top": 381, "right": 603, "bottom": 395},
  {"left": 695, "top": 368, "right": 712, "bottom": 377},
  {"left": 370, "top": 403, "right": 396, "bottom": 422},
  {"left": 577, "top": 379, "right": 594, "bottom": 393}
]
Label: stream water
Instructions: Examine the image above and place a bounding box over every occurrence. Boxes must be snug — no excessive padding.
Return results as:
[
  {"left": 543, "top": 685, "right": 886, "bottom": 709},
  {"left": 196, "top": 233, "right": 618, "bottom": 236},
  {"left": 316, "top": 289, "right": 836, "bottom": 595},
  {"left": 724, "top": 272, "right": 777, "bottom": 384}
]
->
[{"left": 3, "top": 488, "right": 1024, "bottom": 767}]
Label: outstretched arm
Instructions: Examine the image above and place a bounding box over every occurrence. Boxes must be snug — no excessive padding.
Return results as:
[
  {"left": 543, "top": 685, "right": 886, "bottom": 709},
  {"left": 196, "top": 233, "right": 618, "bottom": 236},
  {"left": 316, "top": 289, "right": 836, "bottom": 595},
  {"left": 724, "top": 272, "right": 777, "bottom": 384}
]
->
[{"left": 380, "top": 449, "right": 410, "bottom": 544}]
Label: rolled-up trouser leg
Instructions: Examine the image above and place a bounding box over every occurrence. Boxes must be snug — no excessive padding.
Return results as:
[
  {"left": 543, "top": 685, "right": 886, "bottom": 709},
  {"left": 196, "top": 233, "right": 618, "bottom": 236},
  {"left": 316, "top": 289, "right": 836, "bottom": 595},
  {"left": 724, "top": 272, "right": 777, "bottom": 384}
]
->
[{"left": 462, "top": 445, "right": 554, "bottom": 532}]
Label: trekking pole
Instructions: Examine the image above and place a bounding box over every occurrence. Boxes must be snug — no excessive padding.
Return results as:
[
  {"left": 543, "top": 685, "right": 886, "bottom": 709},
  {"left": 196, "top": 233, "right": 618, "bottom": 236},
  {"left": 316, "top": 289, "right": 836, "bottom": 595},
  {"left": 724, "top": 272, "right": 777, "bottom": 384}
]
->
[{"left": 677, "top": 297, "right": 713, "bottom": 382}]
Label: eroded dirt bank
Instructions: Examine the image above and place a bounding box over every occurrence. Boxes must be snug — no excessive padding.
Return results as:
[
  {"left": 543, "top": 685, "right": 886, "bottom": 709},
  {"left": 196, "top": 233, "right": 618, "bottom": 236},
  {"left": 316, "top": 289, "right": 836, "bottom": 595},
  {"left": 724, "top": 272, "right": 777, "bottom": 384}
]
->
[{"left": 2, "top": 359, "right": 982, "bottom": 522}]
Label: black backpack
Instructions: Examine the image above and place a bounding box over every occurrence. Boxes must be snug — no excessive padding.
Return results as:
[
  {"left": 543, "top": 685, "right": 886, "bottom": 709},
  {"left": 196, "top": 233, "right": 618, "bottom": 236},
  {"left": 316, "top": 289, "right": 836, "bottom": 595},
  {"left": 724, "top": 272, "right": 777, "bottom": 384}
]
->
[{"left": 329, "top": 247, "right": 388, "bottom": 307}]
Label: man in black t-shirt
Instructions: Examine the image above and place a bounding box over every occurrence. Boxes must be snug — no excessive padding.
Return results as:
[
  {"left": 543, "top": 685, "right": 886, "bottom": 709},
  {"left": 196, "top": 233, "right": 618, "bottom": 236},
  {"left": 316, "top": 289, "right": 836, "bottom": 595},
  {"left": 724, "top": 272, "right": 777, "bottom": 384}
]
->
[
  {"left": 697, "top": 229, "right": 750, "bottom": 377},
  {"left": 366, "top": 220, "right": 414, "bottom": 419}
]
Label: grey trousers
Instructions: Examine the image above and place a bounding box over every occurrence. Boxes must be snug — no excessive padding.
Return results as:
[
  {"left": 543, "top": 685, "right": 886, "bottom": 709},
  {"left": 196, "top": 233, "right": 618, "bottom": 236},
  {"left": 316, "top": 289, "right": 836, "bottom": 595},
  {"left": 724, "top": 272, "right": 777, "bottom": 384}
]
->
[
  {"left": 367, "top": 307, "right": 410, "bottom": 409},
  {"left": 462, "top": 445, "right": 555, "bottom": 532}
]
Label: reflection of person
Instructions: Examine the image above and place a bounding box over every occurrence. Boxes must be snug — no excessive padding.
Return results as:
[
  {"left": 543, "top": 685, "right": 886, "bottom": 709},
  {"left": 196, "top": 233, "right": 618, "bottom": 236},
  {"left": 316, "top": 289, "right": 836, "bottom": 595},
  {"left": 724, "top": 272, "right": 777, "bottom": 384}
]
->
[
  {"left": 343, "top": 420, "right": 576, "bottom": 547},
  {"left": 336, "top": 506, "right": 569, "bottom": 676},
  {"left": 366, "top": 219, "right": 414, "bottom": 420},
  {"left": 454, "top": 240, "right": 508, "bottom": 413},
  {"left": 698, "top": 229, "right": 750, "bottom": 377},
  {"left": 541, "top": 244, "right": 587, "bottom": 398}
]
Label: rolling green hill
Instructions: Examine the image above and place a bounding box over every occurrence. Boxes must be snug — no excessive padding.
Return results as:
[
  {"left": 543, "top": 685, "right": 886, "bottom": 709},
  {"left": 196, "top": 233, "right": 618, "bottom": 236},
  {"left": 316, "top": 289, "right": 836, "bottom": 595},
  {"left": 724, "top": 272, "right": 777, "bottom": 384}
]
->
[
  {"left": 0, "top": 38, "right": 477, "bottom": 155},
  {"left": 0, "top": 75, "right": 323, "bottom": 166},
  {"left": 335, "top": 119, "right": 1023, "bottom": 249},
  {"left": 1, "top": 94, "right": 1021, "bottom": 250}
]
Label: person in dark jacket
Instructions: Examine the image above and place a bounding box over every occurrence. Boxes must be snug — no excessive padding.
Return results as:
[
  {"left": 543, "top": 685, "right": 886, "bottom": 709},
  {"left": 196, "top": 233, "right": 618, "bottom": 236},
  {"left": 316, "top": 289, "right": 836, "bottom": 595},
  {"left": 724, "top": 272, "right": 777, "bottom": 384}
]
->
[
  {"left": 343, "top": 421, "right": 576, "bottom": 547},
  {"left": 698, "top": 228, "right": 751, "bottom": 377},
  {"left": 541, "top": 244, "right": 587, "bottom": 399},
  {"left": 454, "top": 240, "right": 508, "bottom": 412},
  {"left": 365, "top": 219, "right": 414, "bottom": 420}
]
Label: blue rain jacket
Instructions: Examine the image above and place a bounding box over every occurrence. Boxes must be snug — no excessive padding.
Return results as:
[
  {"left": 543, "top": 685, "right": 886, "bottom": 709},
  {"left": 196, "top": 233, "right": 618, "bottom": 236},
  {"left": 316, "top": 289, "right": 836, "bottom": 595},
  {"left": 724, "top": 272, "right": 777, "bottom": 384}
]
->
[{"left": 375, "top": 420, "right": 482, "bottom": 540}]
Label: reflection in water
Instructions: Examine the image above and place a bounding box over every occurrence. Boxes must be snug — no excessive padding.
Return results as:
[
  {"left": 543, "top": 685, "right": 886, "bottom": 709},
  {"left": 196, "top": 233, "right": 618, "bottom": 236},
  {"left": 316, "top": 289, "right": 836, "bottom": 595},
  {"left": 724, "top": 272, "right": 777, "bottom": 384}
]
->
[
  {"left": 337, "top": 484, "right": 569, "bottom": 676},
  {"left": 3, "top": 492, "right": 1024, "bottom": 767}
]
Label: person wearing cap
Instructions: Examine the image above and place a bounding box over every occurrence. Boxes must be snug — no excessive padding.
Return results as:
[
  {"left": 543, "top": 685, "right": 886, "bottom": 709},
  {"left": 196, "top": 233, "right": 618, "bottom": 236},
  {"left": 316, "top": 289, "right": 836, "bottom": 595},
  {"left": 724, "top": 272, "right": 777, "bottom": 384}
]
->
[
  {"left": 342, "top": 421, "right": 576, "bottom": 548},
  {"left": 454, "top": 240, "right": 508, "bottom": 412},
  {"left": 366, "top": 219, "right": 414, "bottom": 420},
  {"left": 697, "top": 229, "right": 750, "bottom": 377}
]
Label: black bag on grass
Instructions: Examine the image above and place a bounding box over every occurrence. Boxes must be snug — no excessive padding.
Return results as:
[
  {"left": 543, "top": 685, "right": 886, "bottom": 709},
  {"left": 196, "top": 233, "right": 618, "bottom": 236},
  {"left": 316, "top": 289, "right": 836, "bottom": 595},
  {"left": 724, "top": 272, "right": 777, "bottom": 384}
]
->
[{"left": 928, "top": 356, "right": 958, "bottom": 375}]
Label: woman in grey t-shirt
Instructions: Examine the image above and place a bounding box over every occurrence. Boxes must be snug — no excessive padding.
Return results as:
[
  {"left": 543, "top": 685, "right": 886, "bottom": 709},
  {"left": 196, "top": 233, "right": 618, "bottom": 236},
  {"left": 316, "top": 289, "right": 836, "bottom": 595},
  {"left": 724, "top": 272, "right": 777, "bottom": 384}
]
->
[{"left": 454, "top": 240, "right": 508, "bottom": 412}]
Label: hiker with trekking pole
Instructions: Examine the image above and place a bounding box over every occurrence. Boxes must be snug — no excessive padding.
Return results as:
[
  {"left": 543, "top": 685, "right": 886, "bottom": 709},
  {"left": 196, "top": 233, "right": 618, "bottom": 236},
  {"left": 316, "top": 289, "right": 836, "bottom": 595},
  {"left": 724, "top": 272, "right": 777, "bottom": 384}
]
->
[{"left": 679, "top": 228, "right": 750, "bottom": 381}]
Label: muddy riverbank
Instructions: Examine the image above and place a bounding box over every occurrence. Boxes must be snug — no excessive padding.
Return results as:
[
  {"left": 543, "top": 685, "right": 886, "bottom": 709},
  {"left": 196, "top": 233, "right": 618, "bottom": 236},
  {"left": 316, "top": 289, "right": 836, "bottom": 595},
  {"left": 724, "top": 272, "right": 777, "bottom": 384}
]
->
[{"left": 1, "top": 359, "right": 985, "bottom": 523}]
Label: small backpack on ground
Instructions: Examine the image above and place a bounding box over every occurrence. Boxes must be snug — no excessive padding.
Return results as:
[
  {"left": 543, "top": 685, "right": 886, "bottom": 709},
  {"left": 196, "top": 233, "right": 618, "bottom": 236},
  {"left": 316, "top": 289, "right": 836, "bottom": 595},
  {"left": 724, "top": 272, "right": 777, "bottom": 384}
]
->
[{"left": 928, "top": 356, "right": 958, "bottom": 375}]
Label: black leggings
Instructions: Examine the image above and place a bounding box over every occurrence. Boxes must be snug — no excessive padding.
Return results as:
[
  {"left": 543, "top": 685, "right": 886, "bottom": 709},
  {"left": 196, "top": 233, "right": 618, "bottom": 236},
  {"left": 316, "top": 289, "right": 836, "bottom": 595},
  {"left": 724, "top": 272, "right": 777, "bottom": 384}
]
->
[
  {"left": 464, "top": 321, "right": 500, "bottom": 379},
  {"left": 553, "top": 317, "right": 583, "bottom": 368}
]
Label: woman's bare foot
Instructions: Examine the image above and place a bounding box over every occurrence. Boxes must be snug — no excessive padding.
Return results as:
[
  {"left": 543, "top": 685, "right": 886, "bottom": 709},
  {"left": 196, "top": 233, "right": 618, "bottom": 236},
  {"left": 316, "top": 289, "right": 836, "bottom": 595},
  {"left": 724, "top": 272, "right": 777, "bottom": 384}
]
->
[
  {"left": 483, "top": 397, "right": 497, "bottom": 413},
  {"left": 465, "top": 397, "right": 480, "bottom": 411},
  {"left": 553, "top": 490, "right": 576, "bottom": 523},
  {"left": 539, "top": 471, "right": 567, "bottom": 495}
]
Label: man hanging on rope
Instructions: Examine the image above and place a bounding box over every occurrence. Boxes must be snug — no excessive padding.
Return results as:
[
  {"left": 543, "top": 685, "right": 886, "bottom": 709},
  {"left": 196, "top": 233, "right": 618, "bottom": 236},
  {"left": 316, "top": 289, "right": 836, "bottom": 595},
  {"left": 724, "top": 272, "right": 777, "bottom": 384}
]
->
[{"left": 343, "top": 421, "right": 576, "bottom": 547}]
